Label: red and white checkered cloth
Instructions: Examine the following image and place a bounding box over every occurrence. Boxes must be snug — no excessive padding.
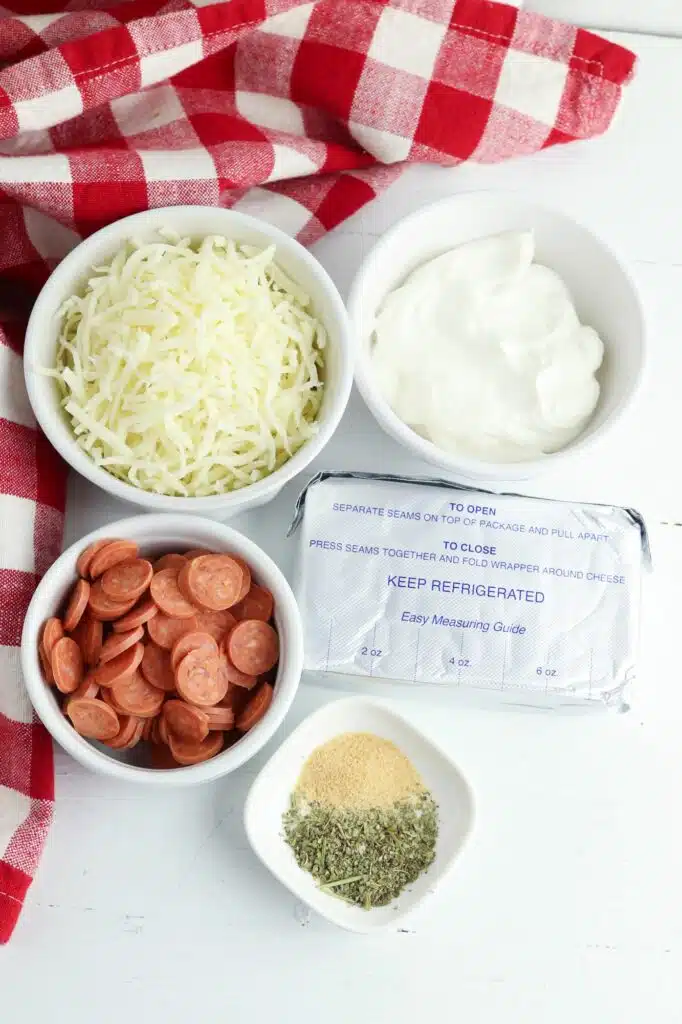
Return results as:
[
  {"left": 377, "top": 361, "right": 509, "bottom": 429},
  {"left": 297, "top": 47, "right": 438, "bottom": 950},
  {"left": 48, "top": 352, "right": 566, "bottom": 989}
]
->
[{"left": 0, "top": 0, "right": 634, "bottom": 942}]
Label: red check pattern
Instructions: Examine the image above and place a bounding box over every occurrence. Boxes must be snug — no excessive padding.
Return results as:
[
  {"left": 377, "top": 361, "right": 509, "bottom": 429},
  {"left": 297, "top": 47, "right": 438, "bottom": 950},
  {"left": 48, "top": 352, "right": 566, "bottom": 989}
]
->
[{"left": 0, "top": 0, "right": 634, "bottom": 942}]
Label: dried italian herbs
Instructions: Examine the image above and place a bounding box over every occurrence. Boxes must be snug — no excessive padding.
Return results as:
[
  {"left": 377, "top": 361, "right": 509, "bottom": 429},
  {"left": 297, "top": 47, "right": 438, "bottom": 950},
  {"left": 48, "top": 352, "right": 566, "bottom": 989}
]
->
[{"left": 282, "top": 732, "right": 438, "bottom": 910}]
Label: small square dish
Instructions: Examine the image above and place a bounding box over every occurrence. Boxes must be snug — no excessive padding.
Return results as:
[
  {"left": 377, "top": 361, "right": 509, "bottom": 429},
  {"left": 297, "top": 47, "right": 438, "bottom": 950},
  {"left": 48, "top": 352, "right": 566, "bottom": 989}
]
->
[{"left": 244, "top": 697, "right": 475, "bottom": 932}]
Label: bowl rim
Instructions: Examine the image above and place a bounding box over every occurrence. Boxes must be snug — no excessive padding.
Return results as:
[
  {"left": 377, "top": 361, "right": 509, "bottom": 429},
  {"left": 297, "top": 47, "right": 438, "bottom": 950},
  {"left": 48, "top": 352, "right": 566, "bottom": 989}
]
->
[
  {"left": 23, "top": 205, "right": 353, "bottom": 512},
  {"left": 243, "top": 695, "right": 476, "bottom": 933},
  {"left": 348, "top": 190, "right": 646, "bottom": 479},
  {"left": 20, "top": 513, "right": 304, "bottom": 786}
]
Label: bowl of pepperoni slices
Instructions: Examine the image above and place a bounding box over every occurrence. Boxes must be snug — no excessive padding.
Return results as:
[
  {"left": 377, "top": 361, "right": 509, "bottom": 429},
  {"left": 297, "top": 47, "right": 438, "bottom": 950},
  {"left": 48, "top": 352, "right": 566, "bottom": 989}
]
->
[{"left": 21, "top": 514, "right": 304, "bottom": 785}]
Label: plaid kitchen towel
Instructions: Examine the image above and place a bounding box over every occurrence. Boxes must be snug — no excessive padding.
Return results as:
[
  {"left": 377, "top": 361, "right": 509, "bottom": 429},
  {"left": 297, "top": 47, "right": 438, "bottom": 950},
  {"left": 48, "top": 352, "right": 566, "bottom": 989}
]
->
[{"left": 0, "top": 0, "right": 635, "bottom": 941}]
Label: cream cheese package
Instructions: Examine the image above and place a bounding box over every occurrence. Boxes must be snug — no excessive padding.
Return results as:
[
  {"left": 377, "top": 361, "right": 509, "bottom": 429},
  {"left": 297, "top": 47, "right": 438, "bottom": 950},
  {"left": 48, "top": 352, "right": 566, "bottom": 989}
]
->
[{"left": 290, "top": 473, "right": 649, "bottom": 709}]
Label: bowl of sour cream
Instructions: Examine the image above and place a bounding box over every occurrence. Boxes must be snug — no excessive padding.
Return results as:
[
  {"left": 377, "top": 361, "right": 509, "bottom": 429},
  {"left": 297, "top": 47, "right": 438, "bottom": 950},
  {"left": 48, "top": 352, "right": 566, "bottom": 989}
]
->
[{"left": 348, "top": 192, "right": 644, "bottom": 481}]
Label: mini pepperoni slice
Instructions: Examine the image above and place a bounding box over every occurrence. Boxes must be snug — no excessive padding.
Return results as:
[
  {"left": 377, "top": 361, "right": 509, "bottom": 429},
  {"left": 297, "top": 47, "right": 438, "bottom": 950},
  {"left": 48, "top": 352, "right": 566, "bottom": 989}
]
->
[
  {"left": 154, "top": 553, "right": 187, "bottom": 573},
  {"left": 104, "top": 714, "right": 142, "bottom": 750},
  {"left": 70, "top": 614, "right": 104, "bottom": 667},
  {"left": 67, "top": 698, "right": 120, "bottom": 740},
  {"left": 150, "top": 717, "right": 162, "bottom": 744},
  {"left": 63, "top": 579, "right": 91, "bottom": 632},
  {"left": 163, "top": 700, "right": 209, "bottom": 744},
  {"left": 93, "top": 642, "right": 144, "bottom": 687},
  {"left": 51, "top": 636, "right": 84, "bottom": 694},
  {"left": 42, "top": 618, "right": 64, "bottom": 658},
  {"left": 203, "top": 704, "right": 235, "bottom": 731},
  {"left": 193, "top": 608, "right": 236, "bottom": 644},
  {"left": 219, "top": 648, "right": 257, "bottom": 690},
  {"left": 232, "top": 556, "right": 252, "bottom": 603},
  {"left": 140, "top": 643, "right": 176, "bottom": 692},
  {"left": 227, "top": 620, "right": 279, "bottom": 676},
  {"left": 219, "top": 685, "right": 251, "bottom": 717},
  {"left": 175, "top": 650, "right": 229, "bottom": 707},
  {"left": 147, "top": 611, "right": 198, "bottom": 650},
  {"left": 236, "top": 682, "right": 274, "bottom": 732},
  {"left": 111, "top": 669, "right": 165, "bottom": 718},
  {"left": 233, "top": 584, "right": 274, "bottom": 623},
  {"left": 170, "top": 631, "right": 219, "bottom": 672},
  {"left": 66, "top": 677, "right": 99, "bottom": 705},
  {"left": 101, "top": 559, "right": 153, "bottom": 603},
  {"left": 157, "top": 714, "right": 170, "bottom": 745},
  {"left": 88, "top": 579, "right": 137, "bottom": 622},
  {"left": 169, "top": 731, "right": 224, "bottom": 766},
  {"left": 99, "top": 687, "right": 127, "bottom": 715},
  {"left": 39, "top": 643, "right": 55, "bottom": 685},
  {"left": 98, "top": 626, "right": 145, "bottom": 664},
  {"left": 76, "top": 538, "right": 114, "bottom": 579},
  {"left": 260, "top": 665, "right": 279, "bottom": 687},
  {"left": 122, "top": 717, "right": 146, "bottom": 750},
  {"left": 112, "top": 597, "right": 158, "bottom": 633},
  {"left": 89, "top": 540, "right": 139, "bottom": 579},
  {"left": 178, "top": 555, "right": 244, "bottom": 612},
  {"left": 176, "top": 562, "right": 193, "bottom": 605},
  {"left": 150, "top": 568, "right": 197, "bottom": 619}
]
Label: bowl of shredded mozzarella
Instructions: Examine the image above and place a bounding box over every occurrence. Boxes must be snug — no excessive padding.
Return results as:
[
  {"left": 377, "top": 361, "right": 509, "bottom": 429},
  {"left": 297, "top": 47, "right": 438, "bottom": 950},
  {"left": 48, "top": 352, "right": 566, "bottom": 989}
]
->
[{"left": 24, "top": 207, "right": 352, "bottom": 513}]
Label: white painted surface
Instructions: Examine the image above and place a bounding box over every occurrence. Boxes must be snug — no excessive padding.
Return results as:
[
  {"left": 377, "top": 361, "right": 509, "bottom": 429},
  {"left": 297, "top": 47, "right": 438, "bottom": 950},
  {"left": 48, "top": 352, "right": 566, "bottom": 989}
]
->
[
  {"left": 528, "top": 0, "right": 682, "bottom": 37},
  {"left": 3, "top": 26, "right": 682, "bottom": 1024}
]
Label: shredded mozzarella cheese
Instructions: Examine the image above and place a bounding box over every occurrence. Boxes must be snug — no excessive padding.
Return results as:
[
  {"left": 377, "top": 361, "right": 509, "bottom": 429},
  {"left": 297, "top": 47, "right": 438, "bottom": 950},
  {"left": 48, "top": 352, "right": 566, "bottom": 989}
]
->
[{"left": 49, "top": 232, "right": 326, "bottom": 496}]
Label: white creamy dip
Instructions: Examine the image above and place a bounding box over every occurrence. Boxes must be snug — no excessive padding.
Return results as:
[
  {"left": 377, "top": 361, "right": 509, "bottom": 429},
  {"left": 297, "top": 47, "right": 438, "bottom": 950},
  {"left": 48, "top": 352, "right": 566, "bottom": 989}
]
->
[{"left": 370, "top": 231, "right": 604, "bottom": 462}]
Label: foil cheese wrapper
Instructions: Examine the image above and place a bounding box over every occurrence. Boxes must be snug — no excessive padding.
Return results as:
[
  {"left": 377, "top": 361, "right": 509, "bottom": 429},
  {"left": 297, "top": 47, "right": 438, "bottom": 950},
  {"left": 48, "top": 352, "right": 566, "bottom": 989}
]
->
[{"left": 290, "top": 473, "right": 649, "bottom": 710}]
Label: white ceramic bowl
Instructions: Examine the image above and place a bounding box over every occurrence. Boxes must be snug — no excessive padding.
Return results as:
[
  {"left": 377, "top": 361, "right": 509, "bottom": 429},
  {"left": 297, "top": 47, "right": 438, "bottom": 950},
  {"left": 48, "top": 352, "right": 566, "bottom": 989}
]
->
[
  {"left": 244, "top": 697, "right": 475, "bottom": 932},
  {"left": 24, "top": 206, "right": 353, "bottom": 516},
  {"left": 348, "top": 192, "right": 645, "bottom": 483},
  {"left": 20, "top": 514, "right": 304, "bottom": 786}
]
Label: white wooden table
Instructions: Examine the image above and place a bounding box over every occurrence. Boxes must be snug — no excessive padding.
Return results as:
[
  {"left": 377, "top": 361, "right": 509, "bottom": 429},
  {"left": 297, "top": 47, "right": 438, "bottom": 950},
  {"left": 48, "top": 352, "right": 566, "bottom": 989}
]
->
[{"left": 4, "top": 19, "right": 682, "bottom": 1024}]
